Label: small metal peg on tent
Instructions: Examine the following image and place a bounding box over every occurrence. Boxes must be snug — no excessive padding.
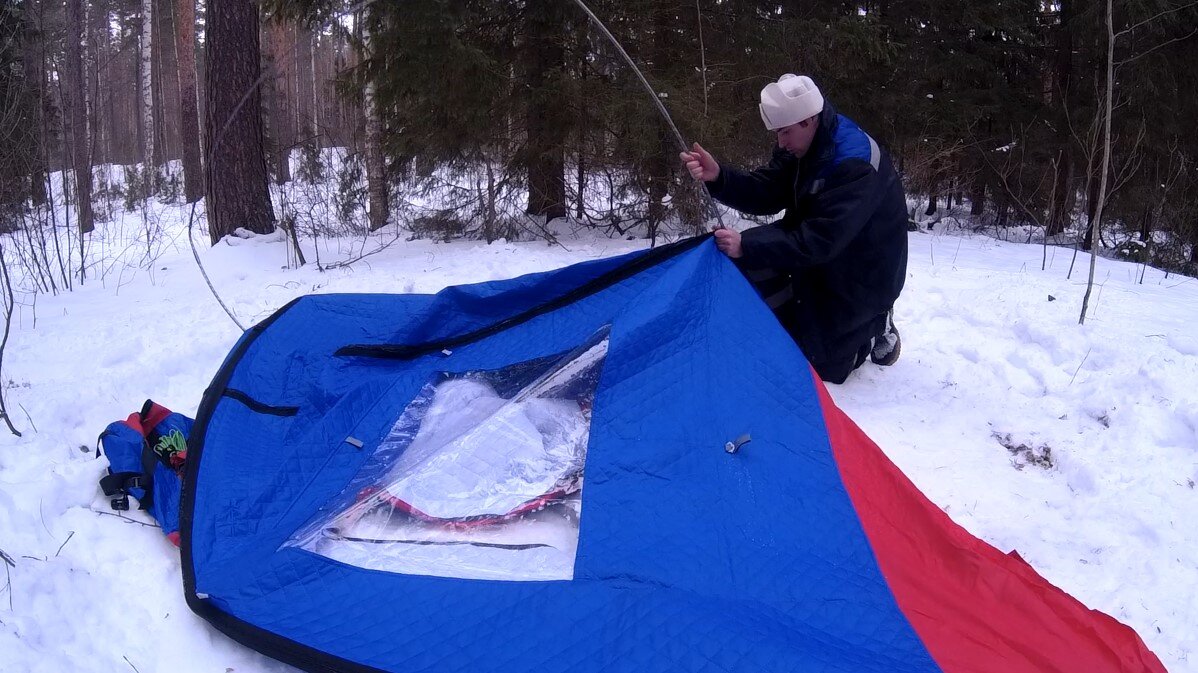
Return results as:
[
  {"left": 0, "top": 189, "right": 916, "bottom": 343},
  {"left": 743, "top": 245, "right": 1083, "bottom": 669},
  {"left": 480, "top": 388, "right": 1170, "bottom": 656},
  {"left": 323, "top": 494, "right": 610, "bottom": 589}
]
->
[{"left": 724, "top": 434, "right": 751, "bottom": 454}]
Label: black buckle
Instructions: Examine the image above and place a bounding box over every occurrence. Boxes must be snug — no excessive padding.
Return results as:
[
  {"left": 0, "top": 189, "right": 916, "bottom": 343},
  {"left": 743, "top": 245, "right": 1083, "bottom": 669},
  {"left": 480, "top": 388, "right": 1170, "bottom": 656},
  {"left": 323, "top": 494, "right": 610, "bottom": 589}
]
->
[{"left": 110, "top": 494, "right": 130, "bottom": 511}]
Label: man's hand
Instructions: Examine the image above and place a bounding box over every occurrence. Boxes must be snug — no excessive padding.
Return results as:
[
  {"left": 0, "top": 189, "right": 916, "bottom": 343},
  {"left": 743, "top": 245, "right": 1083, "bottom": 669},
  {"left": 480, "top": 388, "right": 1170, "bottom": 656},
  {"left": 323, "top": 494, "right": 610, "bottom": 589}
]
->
[
  {"left": 713, "top": 228, "right": 743, "bottom": 259},
  {"left": 680, "top": 142, "right": 720, "bottom": 182}
]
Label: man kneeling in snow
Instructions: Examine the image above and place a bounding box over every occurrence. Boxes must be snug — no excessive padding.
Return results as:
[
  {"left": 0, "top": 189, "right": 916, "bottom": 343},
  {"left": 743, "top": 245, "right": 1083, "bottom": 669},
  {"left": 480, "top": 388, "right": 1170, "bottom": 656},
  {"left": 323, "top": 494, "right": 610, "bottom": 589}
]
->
[{"left": 681, "top": 74, "right": 908, "bottom": 383}]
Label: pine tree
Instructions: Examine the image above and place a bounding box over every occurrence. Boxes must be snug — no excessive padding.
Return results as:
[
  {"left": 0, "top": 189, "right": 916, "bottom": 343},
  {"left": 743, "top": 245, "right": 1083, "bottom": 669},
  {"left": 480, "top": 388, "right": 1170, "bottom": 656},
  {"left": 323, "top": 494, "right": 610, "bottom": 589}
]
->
[
  {"left": 0, "top": 1, "right": 40, "bottom": 229},
  {"left": 203, "top": 0, "right": 275, "bottom": 243},
  {"left": 522, "top": 0, "right": 568, "bottom": 220},
  {"left": 62, "top": 0, "right": 94, "bottom": 234},
  {"left": 175, "top": 0, "right": 203, "bottom": 202}
]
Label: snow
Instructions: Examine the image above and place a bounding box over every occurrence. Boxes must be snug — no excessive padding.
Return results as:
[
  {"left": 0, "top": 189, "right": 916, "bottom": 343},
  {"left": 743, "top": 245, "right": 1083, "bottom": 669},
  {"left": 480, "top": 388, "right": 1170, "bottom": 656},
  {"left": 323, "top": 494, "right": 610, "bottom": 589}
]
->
[{"left": 1, "top": 199, "right": 1196, "bottom": 672}]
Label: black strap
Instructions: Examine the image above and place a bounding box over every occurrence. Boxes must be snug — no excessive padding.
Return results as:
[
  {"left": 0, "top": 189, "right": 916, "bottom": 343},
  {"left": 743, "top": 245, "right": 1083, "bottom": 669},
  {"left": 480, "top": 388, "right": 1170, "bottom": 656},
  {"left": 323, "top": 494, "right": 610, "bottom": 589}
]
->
[
  {"left": 99, "top": 472, "right": 144, "bottom": 496},
  {"left": 99, "top": 470, "right": 150, "bottom": 512},
  {"left": 222, "top": 389, "right": 299, "bottom": 417},
  {"left": 95, "top": 430, "right": 111, "bottom": 459},
  {"left": 135, "top": 441, "right": 158, "bottom": 510}
]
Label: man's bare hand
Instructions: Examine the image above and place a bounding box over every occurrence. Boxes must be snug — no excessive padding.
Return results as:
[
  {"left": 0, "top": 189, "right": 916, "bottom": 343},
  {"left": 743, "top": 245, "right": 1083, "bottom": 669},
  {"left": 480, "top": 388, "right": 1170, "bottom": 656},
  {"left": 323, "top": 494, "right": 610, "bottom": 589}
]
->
[
  {"left": 714, "top": 228, "right": 743, "bottom": 259},
  {"left": 679, "top": 142, "right": 720, "bottom": 182}
]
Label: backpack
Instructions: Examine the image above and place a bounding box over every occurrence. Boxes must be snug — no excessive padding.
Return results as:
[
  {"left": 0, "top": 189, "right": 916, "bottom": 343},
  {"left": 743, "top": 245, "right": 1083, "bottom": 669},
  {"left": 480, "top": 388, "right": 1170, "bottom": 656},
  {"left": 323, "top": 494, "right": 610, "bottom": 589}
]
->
[{"left": 97, "top": 400, "right": 193, "bottom": 546}]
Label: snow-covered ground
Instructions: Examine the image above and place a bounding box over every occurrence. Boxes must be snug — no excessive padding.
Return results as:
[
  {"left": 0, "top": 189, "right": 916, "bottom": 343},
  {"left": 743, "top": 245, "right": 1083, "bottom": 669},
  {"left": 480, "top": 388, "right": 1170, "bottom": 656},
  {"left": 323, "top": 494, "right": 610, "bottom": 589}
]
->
[{"left": 0, "top": 202, "right": 1195, "bottom": 672}]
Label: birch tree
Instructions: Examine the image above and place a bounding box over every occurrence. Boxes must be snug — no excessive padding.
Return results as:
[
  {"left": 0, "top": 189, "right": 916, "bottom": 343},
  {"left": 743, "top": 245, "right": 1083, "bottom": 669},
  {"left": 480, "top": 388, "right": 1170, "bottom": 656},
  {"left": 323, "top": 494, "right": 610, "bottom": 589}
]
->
[
  {"left": 1080, "top": 0, "right": 1198, "bottom": 323},
  {"left": 363, "top": 11, "right": 387, "bottom": 231},
  {"left": 140, "top": 0, "right": 156, "bottom": 193}
]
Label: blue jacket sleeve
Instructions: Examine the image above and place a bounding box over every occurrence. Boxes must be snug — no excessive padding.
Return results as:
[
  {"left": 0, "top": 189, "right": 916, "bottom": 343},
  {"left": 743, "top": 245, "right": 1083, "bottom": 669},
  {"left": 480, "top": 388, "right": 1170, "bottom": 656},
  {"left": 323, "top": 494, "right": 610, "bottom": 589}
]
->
[
  {"left": 737, "top": 158, "right": 880, "bottom": 270},
  {"left": 705, "top": 146, "right": 795, "bottom": 216}
]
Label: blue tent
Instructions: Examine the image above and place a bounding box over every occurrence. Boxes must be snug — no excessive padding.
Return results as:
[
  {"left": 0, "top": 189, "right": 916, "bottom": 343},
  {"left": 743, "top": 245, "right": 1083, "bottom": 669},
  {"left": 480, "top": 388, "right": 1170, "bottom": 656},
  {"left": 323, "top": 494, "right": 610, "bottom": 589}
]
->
[{"left": 183, "top": 237, "right": 1164, "bottom": 673}]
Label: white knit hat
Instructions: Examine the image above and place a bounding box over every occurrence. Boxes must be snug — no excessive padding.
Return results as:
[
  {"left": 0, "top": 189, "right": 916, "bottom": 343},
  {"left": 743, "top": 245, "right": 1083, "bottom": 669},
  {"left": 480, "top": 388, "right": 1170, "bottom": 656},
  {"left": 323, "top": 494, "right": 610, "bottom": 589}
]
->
[{"left": 759, "top": 74, "right": 825, "bottom": 131}]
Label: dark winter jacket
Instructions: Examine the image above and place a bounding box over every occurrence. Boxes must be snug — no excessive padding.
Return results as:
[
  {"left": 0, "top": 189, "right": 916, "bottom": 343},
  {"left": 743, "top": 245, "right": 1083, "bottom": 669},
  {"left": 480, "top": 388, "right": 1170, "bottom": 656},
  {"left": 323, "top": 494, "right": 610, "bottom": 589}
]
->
[{"left": 706, "top": 102, "right": 908, "bottom": 381}]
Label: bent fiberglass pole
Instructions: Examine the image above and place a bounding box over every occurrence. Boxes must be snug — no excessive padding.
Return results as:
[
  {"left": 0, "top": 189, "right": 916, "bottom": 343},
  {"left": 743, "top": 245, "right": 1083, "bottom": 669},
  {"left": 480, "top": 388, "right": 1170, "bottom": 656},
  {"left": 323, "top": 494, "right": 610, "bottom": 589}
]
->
[{"left": 565, "top": 0, "right": 728, "bottom": 230}]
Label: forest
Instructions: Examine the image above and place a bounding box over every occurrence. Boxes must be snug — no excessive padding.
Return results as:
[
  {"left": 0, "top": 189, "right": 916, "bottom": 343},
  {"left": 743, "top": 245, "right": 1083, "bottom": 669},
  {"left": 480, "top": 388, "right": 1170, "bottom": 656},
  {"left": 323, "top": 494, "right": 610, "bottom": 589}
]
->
[{"left": 1, "top": 0, "right": 1196, "bottom": 273}]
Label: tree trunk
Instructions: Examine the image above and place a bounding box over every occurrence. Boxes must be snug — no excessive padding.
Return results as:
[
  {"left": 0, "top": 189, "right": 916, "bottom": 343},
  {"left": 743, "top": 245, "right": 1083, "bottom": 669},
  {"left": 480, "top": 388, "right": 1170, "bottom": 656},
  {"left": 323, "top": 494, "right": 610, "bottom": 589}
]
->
[
  {"left": 63, "top": 0, "right": 94, "bottom": 234},
  {"left": 85, "top": 0, "right": 105, "bottom": 166},
  {"left": 576, "top": 150, "right": 586, "bottom": 221},
  {"left": 33, "top": 2, "right": 55, "bottom": 204},
  {"left": 575, "top": 25, "right": 587, "bottom": 222},
  {"left": 351, "top": 13, "right": 365, "bottom": 153},
  {"left": 104, "top": 7, "right": 134, "bottom": 165},
  {"left": 1047, "top": 0, "right": 1073, "bottom": 237},
  {"left": 264, "top": 17, "right": 292, "bottom": 184},
  {"left": 523, "top": 0, "right": 567, "bottom": 221},
  {"left": 155, "top": 0, "right": 181, "bottom": 165},
  {"left": 152, "top": 0, "right": 166, "bottom": 167},
  {"left": 1081, "top": 166, "right": 1101, "bottom": 250},
  {"left": 82, "top": 0, "right": 95, "bottom": 168},
  {"left": 1080, "top": 0, "right": 1114, "bottom": 325},
  {"left": 363, "top": 13, "right": 387, "bottom": 231},
  {"left": 309, "top": 31, "right": 319, "bottom": 143},
  {"left": 996, "top": 196, "right": 1010, "bottom": 228},
  {"left": 203, "top": 0, "right": 275, "bottom": 244},
  {"left": 645, "top": 5, "right": 672, "bottom": 243},
  {"left": 1047, "top": 149, "right": 1073, "bottom": 236},
  {"left": 175, "top": 0, "right": 203, "bottom": 202},
  {"left": 21, "top": 27, "right": 46, "bottom": 206},
  {"left": 140, "top": 0, "right": 156, "bottom": 192},
  {"left": 295, "top": 24, "right": 314, "bottom": 146},
  {"left": 969, "top": 170, "right": 986, "bottom": 217}
]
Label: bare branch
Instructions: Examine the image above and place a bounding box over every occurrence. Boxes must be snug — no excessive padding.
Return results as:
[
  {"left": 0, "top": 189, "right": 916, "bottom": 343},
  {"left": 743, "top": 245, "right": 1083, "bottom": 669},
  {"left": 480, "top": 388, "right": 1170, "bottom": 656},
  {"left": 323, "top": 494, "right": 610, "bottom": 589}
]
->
[
  {"left": 1114, "top": 0, "right": 1198, "bottom": 37},
  {"left": 968, "top": 124, "right": 1047, "bottom": 230},
  {"left": 1111, "top": 123, "right": 1148, "bottom": 195},
  {"left": 0, "top": 243, "right": 23, "bottom": 437},
  {"left": 54, "top": 532, "right": 76, "bottom": 558},
  {"left": 1116, "top": 28, "right": 1198, "bottom": 67}
]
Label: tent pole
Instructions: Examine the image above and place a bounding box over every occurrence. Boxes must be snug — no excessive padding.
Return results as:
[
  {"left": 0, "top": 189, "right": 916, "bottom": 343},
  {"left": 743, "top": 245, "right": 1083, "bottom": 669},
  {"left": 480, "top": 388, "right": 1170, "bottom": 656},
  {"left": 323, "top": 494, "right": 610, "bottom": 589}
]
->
[{"left": 565, "top": 0, "right": 728, "bottom": 230}]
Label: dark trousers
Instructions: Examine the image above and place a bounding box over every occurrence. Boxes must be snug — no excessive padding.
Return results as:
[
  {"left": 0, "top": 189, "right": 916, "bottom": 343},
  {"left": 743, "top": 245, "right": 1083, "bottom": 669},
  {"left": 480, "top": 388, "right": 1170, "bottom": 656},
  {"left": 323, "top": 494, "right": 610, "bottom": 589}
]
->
[
  {"left": 775, "top": 302, "right": 888, "bottom": 384},
  {"left": 740, "top": 266, "right": 887, "bottom": 384}
]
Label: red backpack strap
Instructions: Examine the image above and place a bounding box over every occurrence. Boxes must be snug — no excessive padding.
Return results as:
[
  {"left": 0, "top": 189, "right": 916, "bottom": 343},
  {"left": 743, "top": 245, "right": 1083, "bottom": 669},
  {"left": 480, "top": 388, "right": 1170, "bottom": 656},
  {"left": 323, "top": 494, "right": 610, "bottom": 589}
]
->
[
  {"left": 138, "top": 400, "right": 172, "bottom": 434},
  {"left": 122, "top": 412, "right": 147, "bottom": 437}
]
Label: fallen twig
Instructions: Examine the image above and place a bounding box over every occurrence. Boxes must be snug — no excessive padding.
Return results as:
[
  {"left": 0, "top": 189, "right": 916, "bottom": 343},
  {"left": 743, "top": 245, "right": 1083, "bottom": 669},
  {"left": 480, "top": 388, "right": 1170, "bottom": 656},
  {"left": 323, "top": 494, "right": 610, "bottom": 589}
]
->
[
  {"left": 17, "top": 404, "right": 36, "bottom": 433},
  {"left": 91, "top": 509, "right": 157, "bottom": 528},
  {"left": 55, "top": 531, "right": 76, "bottom": 558},
  {"left": 1, "top": 547, "right": 13, "bottom": 611},
  {"left": 1069, "top": 348, "right": 1093, "bottom": 386}
]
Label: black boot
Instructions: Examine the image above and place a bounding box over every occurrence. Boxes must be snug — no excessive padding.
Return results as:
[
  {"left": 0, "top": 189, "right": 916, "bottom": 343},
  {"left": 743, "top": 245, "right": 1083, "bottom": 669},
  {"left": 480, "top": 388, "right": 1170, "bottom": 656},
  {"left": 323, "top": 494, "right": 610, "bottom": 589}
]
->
[{"left": 870, "top": 312, "right": 901, "bottom": 366}]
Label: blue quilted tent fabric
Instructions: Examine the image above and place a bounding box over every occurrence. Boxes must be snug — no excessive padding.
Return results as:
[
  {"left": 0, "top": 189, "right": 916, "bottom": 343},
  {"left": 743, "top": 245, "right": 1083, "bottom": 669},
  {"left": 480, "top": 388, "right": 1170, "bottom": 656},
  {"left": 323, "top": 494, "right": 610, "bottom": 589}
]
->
[{"left": 182, "top": 237, "right": 943, "bottom": 673}]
